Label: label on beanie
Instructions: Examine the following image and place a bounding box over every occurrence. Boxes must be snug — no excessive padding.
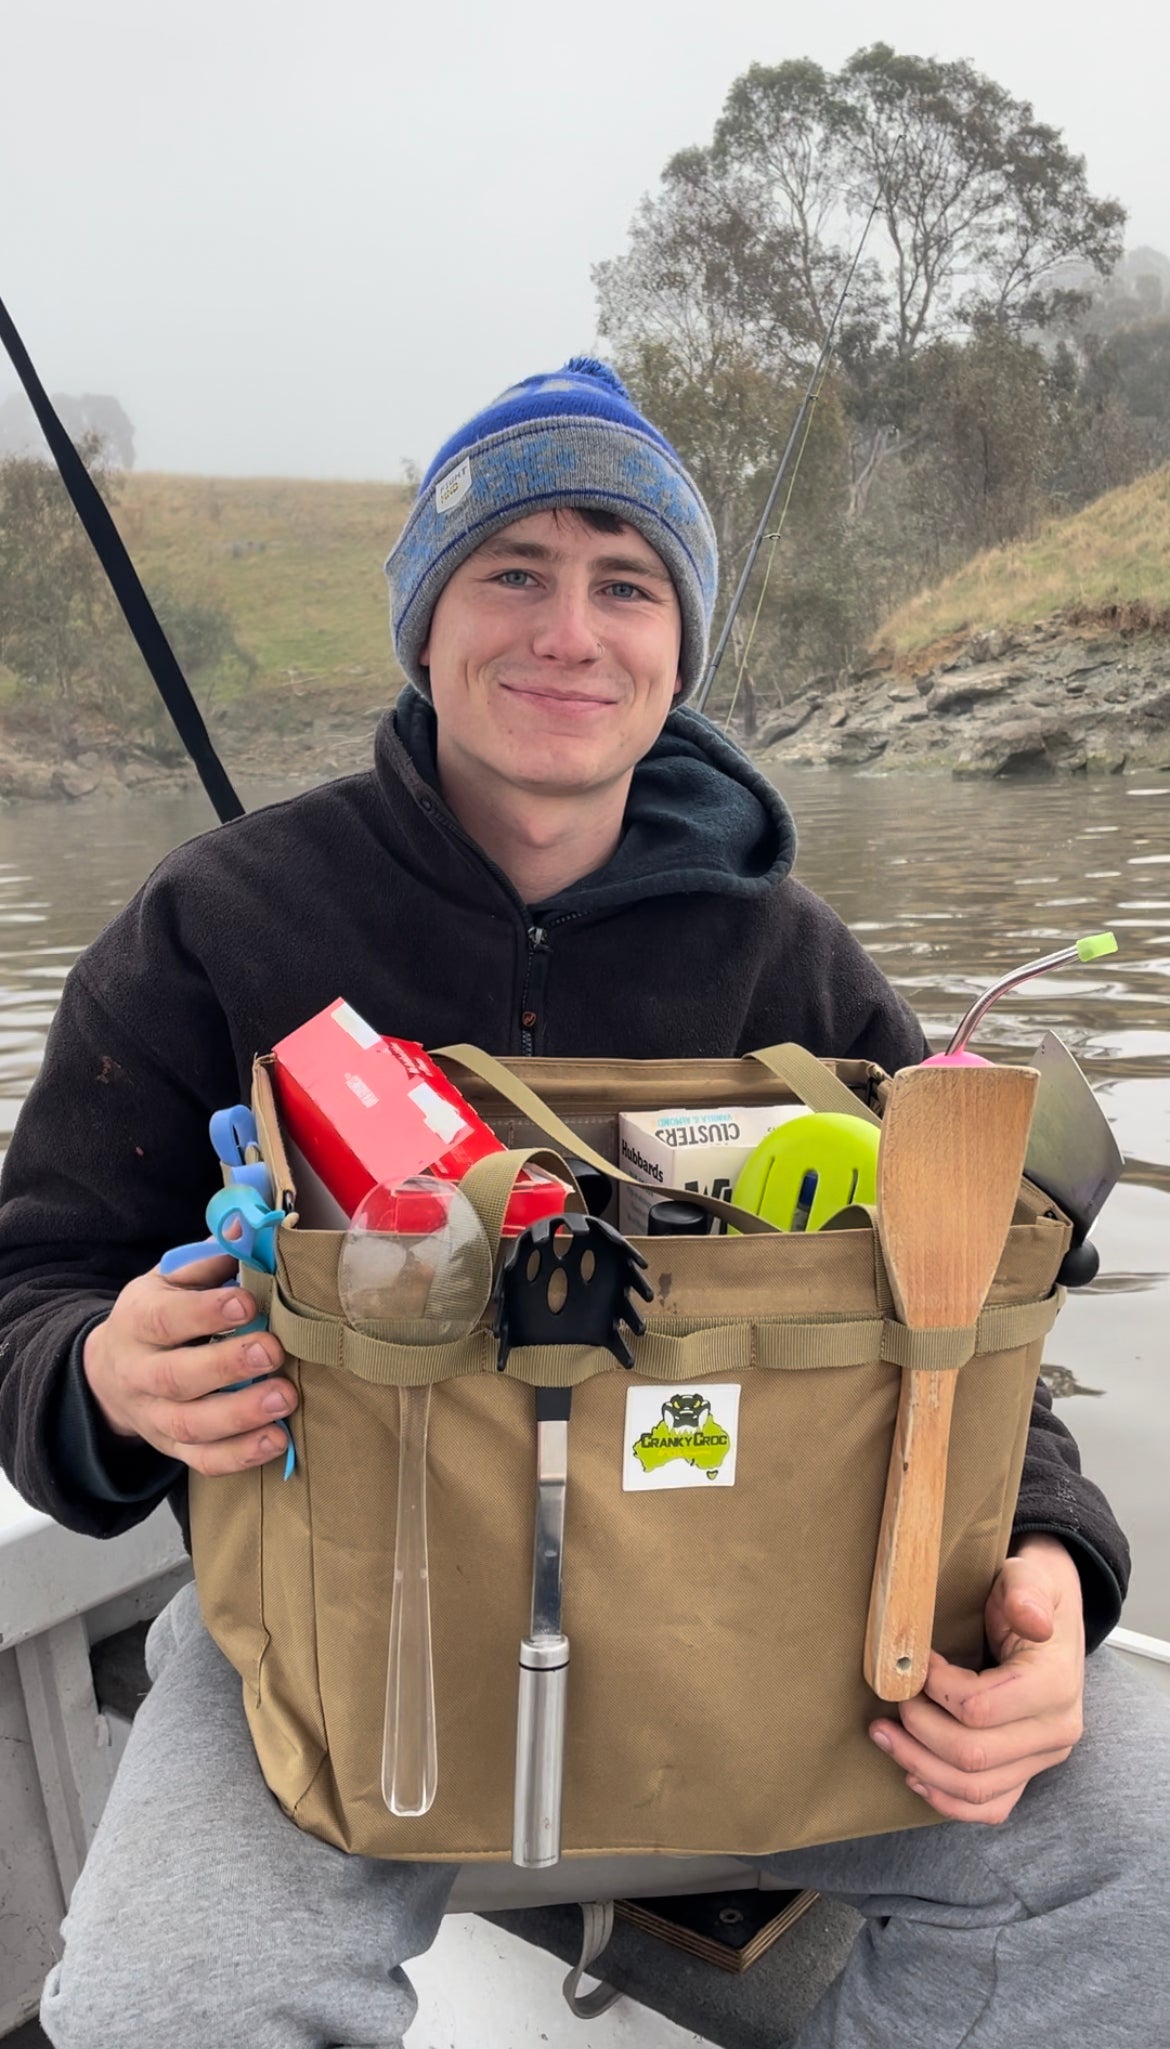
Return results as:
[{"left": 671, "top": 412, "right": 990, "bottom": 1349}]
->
[{"left": 435, "top": 456, "right": 472, "bottom": 515}]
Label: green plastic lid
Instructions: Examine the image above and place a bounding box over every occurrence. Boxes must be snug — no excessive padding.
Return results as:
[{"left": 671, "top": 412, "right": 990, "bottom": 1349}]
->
[{"left": 1076, "top": 932, "right": 1117, "bottom": 962}]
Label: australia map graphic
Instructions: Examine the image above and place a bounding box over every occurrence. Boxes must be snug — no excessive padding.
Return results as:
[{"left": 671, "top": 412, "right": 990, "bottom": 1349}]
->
[{"left": 632, "top": 1390, "right": 732, "bottom": 1479}]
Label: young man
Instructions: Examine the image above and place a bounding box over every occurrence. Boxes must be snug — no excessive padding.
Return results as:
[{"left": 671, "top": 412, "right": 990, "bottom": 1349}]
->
[{"left": 0, "top": 360, "right": 1165, "bottom": 2048}]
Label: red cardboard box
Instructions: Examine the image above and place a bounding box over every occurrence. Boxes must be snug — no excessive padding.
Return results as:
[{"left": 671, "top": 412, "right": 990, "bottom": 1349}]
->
[{"left": 272, "top": 1001, "right": 565, "bottom": 1233}]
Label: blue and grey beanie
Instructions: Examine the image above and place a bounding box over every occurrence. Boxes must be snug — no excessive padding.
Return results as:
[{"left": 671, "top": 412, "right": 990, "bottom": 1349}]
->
[{"left": 385, "top": 357, "right": 718, "bottom": 702}]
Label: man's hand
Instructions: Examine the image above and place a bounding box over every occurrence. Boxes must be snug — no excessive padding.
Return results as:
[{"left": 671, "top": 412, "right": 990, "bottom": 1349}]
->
[
  {"left": 83, "top": 1252, "right": 297, "bottom": 1475},
  {"left": 869, "top": 1533, "right": 1086, "bottom": 1824}
]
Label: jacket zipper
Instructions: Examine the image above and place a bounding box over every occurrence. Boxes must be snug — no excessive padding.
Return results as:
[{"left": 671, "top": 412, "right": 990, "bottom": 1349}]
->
[
  {"left": 520, "top": 927, "right": 548, "bottom": 1056},
  {"left": 519, "top": 912, "right": 588, "bottom": 1055},
  {"left": 413, "top": 795, "right": 593, "bottom": 1057}
]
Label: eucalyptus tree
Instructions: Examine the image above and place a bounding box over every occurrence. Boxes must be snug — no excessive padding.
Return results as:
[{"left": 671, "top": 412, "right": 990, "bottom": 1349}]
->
[
  {"left": 718, "top": 46, "right": 1125, "bottom": 348},
  {"left": 0, "top": 437, "right": 114, "bottom": 711},
  {"left": 594, "top": 141, "right": 869, "bottom": 699},
  {"left": 594, "top": 44, "right": 1126, "bottom": 698}
]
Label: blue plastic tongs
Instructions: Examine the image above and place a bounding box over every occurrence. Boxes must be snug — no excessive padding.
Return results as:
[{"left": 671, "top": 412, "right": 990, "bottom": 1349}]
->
[
  {"left": 209, "top": 1104, "right": 274, "bottom": 1199},
  {"left": 159, "top": 1105, "right": 295, "bottom": 1479}
]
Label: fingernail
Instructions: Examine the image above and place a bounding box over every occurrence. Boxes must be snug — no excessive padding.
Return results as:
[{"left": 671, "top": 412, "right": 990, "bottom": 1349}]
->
[
  {"left": 908, "top": 1778, "right": 929, "bottom": 1799},
  {"left": 255, "top": 1434, "right": 282, "bottom": 1459},
  {"left": 870, "top": 1729, "right": 893, "bottom": 1753},
  {"left": 260, "top": 1386, "right": 289, "bottom": 1415},
  {"left": 221, "top": 1296, "right": 247, "bottom": 1324},
  {"left": 245, "top": 1342, "right": 271, "bottom": 1369}
]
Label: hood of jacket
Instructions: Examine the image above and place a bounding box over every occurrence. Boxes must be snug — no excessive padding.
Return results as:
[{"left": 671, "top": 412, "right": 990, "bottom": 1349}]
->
[{"left": 386, "top": 686, "right": 797, "bottom": 917}]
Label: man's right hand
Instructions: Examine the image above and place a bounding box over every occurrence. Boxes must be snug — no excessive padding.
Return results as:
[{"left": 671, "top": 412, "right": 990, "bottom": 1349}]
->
[{"left": 82, "top": 1251, "right": 297, "bottom": 1474}]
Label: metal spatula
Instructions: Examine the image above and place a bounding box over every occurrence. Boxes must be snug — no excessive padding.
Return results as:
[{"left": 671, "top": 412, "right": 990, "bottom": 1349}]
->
[
  {"left": 496, "top": 1213, "right": 652, "bottom": 1867},
  {"left": 863, "top": 1062, "right": 1038, "bottom": 1701},
  {"left": 1024, "top": 1032, "right": 1125, "bottom": 1285}
]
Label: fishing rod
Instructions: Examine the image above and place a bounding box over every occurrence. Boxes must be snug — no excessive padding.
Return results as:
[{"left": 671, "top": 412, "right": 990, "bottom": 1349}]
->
[
  {"left": 0, "top": 292, "right": 245, "bottom": 824},
  {"left": 693, "top": 180, "right": 890, "bottom": 718}
]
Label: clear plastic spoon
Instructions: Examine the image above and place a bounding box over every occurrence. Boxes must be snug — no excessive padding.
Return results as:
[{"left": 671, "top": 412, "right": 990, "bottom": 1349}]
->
[{"left": 339, "top": 1177, "right": 492, "bottom": 1817}]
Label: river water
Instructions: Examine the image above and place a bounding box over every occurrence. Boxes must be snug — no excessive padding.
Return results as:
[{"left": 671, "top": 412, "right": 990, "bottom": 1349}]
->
[{"left": 1, "top": 766, "right": 1167, "bottom": 1634}]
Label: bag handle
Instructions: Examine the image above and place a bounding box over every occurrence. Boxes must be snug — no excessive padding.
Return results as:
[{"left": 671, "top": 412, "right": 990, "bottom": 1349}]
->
[
  {"left": 459, "top": 1146, "right": 585, "bottom": 1249},
  {"left": 432, "top": 1044, "right": 789, "bottom": 1235},
  {"left": 746, "top": 1044, "right": 884, "bottom": 1127},
  {"left": 433, "top": 1041, "right": 884, "bottom": 1168},
  {"left": 433, "top": 1044, "right": 628, "bottom": 1179}
]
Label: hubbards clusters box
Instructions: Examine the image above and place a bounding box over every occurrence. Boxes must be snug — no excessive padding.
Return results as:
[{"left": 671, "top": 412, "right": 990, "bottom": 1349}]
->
[{"left": 617, "top": 1103, "right": 809, "bottom": 1235}]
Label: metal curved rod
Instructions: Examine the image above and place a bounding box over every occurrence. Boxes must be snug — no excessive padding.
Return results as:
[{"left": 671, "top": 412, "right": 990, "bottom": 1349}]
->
[{"left": 694, "top": 168, "right": 896, "bottom": 717}]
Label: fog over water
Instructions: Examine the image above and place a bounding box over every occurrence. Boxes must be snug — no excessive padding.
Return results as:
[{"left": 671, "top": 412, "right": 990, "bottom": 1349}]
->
[{"left": 2, "top": 0, "right": 1170, "bottom": 480}]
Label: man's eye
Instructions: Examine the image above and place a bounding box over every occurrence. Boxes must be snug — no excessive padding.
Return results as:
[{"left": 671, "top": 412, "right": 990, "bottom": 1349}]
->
[
  {"left": 495, "top": 568, "right": 534, "bottom": 587},
  {"left": 605, "top": 581, "right": 645, "bottom": 601}
]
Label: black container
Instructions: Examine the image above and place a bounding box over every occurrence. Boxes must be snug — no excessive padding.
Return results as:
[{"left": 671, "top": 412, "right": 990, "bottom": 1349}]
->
[
  {"left": 646, "top": 1198, "right": 711, "bottom": 1237},
  {"left": 563, "top": 1157, "right": 614, "bottom": 1219}
]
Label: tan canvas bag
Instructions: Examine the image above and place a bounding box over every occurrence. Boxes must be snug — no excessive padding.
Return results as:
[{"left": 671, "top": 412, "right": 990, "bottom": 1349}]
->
[{"left": 189, "top": 1043, "right": 1068, "bottom": 1863}]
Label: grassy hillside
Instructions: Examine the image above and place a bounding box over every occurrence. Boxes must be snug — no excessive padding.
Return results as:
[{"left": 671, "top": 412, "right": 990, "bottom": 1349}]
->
[
  {"left": 15, "top": 464, "right": 1170, "bottom": 728},
  {"left": 112, "top": 472, "right": 413, "bottom": 696},
  {"left": 117, "top": 462, "right": 1170, "bottom": 692},
  {"left": 877, "top": 463, "right": 1170, "bottom": 662}
]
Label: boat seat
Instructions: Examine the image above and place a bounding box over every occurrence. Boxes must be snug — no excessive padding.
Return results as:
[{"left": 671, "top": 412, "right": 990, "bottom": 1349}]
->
[{"left": 484, "top": 1895, "right": 861, "bottom": 2047}]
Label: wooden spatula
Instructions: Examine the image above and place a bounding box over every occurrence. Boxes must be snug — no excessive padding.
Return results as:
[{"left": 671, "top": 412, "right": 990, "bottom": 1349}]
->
[{"left": 863, "top": 1062, "right": 1038, "bottom": 1702}]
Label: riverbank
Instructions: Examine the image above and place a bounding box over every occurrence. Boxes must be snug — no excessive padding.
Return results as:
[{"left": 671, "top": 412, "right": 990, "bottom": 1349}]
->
[
  {"left": 4, "top": 609, "right": 1170, "bottom": 803},
  {"left": 0, "top": 680, "right": 387, "bottom": 804},
  {"left": 753, "top": 611, "right": 1170, "bottom": 778}
]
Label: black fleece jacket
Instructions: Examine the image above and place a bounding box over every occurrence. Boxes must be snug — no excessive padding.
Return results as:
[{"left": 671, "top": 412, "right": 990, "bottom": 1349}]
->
[{"left": 0, "top": 693, "right": 1129, "bottom": 1645}]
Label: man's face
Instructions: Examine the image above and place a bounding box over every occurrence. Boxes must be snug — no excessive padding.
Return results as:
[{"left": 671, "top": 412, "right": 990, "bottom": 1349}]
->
[{"left": 419, "top": 510, "right": 683, "bottom": 801}]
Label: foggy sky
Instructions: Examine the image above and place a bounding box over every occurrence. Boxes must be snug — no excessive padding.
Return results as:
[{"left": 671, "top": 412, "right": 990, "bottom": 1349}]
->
[{"left": 2, "top": 0, "right": 1168, "bottom": 482}]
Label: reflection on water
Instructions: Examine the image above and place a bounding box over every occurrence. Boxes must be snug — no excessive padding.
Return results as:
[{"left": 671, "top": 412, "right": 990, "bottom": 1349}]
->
[
  {"left": 0, "top": 767, "right": 1168, "bottom": 1633},
  {"left": 781, "top": 768, "right": 1170, "bottom": 1638}
]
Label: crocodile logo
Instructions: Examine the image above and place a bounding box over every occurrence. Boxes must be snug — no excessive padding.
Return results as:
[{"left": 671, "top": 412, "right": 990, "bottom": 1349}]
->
[{"left": 633, "top": 1389, "right": 732, "bottom": 1479}]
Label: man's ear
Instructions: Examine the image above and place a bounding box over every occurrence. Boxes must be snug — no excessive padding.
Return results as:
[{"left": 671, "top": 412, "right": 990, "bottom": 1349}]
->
[
  {"left": 419, "top": 636, "right": 430, "bottom": 665},
  {"left": 673, "top": 672, "right": 683, "bottom": 699}
]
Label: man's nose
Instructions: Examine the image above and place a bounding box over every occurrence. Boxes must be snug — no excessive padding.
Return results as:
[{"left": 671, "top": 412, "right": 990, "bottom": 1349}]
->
[{"left": 530, "top": 586, "right": 601, "bottom": 663}]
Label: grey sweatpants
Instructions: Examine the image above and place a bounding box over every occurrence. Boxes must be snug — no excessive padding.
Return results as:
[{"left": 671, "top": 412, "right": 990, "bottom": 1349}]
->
[{"left": 42, "top": 1583, "right": 1170, "bottom": 2048}]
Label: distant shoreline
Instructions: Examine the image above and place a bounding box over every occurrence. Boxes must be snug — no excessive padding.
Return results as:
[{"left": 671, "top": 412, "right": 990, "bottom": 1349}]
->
[{"left": 5, "top": 611, "right": 1170, "bottom": 806}]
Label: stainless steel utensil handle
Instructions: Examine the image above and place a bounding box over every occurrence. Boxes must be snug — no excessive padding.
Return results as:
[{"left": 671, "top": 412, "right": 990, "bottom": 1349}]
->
[{"left": 512, "top": 1634, "right": 570, "bottom": 1868}]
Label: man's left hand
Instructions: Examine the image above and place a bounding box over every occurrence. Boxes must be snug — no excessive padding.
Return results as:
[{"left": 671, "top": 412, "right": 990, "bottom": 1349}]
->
[{"left": 868, "top": 1533, "right": 1086, "bottom": 1824}]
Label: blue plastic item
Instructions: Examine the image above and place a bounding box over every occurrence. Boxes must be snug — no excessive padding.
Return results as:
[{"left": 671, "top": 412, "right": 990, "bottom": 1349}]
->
[
  {"left": 209, "top": 1102, "right": 259, "bottom": 1167},
  {"left": 209, "top": 1103, "right": 273, "bottom": 1202},
  {"left": 158, "top": 1129, "right": 294, "bottom": 1478},
  {"left": 158, "top": 1182, "right": 284, "bottom": 1279},
  {"left": 225, "top": 1159, "right": 274, "bottom": 1197}
]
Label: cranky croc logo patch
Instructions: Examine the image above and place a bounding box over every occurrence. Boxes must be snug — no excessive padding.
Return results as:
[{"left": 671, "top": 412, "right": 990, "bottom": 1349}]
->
[{"left": 623, "top": 1384, "right": 741, "bottom": 1492}]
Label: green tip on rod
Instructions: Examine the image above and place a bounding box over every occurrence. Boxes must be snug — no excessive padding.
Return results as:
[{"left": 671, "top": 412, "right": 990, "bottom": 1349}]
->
[{"left": 1076, "top": 932, "right": 1118, "bottom": 962}]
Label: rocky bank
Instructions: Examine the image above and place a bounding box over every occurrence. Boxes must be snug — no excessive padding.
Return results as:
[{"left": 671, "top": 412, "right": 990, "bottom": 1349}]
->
[
  {"left": 752, "top": 614, "right": 1170, "bottom": 778},
  {"left": 4, "top": 614, "right": 1170, "bottom": 803},
  {"left": 0, "top": 685, "right": 385, "bottom": 804}
]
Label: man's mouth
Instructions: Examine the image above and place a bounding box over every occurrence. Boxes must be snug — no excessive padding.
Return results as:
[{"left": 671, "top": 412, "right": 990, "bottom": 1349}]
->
[{"left": 498, "top": 679, "right": 618, "bottom": 709}]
